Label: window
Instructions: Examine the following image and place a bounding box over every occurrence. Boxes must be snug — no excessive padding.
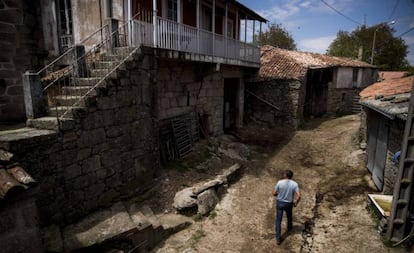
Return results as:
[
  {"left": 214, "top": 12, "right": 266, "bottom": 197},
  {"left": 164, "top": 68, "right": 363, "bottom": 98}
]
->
[
  {"left": 201, "top": 5, "right": 212, "bottom": 31},
  {"left": 57, "top": 0, "right": 73, "bottom": 52},
  {"left": 352, "top": 68, "right": 359, "bottom": 88},
  {"left": 167, "top": 0, "right": 178, "bottom": 21},
  {"left": 226, "top": 19, "right": 234, "bottom": 38}
]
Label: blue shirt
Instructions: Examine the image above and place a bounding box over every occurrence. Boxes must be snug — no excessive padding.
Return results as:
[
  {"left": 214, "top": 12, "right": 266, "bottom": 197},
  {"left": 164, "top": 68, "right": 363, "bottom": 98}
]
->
[{"left": 275, "top": 179, "right": 299, "bottom": 203}]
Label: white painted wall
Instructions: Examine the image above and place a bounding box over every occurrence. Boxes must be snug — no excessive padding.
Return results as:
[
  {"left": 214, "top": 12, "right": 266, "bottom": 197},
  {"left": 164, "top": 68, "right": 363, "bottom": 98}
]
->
[{"left": 335, "top": 67, "right": 354, "bottom": 88}]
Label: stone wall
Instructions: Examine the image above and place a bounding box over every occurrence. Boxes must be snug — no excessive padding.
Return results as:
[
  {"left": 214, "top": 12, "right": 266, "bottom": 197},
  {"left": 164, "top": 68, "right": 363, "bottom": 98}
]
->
[
  {"left": 0, "top": 0, "right": 46, "bottom": 123},
  {"left": 327, "top": 87, "right": 360, "bottom": 115},
  {"left": 0, "top": 191, "right": 43, "bottom": 253},
  {"left": 157, "top": 62, "right": 244, "bottom": 136},
  {"left": 245, "top": 79, "right": 304, "bottom": 129},
  {"left": 3, "top": 50, "right": 159, "bottom": 225}
]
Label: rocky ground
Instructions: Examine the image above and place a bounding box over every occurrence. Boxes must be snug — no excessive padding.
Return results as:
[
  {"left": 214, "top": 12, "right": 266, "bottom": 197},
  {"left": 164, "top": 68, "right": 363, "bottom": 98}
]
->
[{"left": 142, "top": 115, "right": 408, "bottom": 253}]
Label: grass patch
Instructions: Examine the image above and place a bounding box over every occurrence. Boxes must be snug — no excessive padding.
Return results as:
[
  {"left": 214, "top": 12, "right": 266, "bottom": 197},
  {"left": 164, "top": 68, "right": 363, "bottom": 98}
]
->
[
  {"left": 190, "top": 227, "right": 206, "bottom": 248},
  {"left": 208, "top": 210, "right": 217, "bottom": 219},
  {"left": 193, "top": 213, "right": 203, "bottom": 222}
]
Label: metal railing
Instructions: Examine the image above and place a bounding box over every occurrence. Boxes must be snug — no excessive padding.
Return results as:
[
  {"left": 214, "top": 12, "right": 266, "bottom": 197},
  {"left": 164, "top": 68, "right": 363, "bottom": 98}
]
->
[
  {"left": 33, "top": 12, "right": 260, "bottom": 121},
  {"left": 130, "top": 17, "right": 260, "bottom": 63},
  {"left": 38, "top": 16, "right": 140, "bottom": 119}
]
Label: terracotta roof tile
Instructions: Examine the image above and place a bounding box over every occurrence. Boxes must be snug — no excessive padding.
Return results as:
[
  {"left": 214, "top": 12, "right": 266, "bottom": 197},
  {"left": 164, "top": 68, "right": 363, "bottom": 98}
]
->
[
  {"left": 253, "top": 45, "right": 375, "bottom": 81},
  {"left": 379, "top": 71, "right": 408, "bottom": 81},
  {"left": 0, "top": 164, "right": 36, "bottom": 199},
  {"left": 360, "top": 76, "right": 414, "bottom": 100}
]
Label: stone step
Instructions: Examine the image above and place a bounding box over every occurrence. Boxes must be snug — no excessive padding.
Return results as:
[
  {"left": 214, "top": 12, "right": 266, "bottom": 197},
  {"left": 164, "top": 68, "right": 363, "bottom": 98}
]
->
[
  {"left": 26, "top": 117, "right": 75, "bottom": 131},
  {"left": 100, "top": 53, "right": 125, "bottom": 62},
  {"left": 48, "top": 106, "right": 85, "bottom": 118},
  {"left": 72, "top": 77, "right": 101, "bottom": 86},
  {"left": 63, "top": 202, "right": 137, "bottom": 252},
  {"left": 90, "top": 68, "right": 111, "bottom": 78},
  {"left": 60, "top": 202, "right": 192, "bottom": 252},
  {"left": 52, "top": 95, "right": 84, "bottom": 107},
  {"left": 62, "top": 86, "right": 96, "bottom": 96},
  {"left": 0, "top": 127, "right": 57, "bottom": 150},
  {"left": 93, "top": 61, "right": 119, "bottom": 69},
  {"left": 127, "top": 203, "right": 161, "bottom": 230},
  {"left": 114, "top": 46, "right": 136, "bottom": 57}
]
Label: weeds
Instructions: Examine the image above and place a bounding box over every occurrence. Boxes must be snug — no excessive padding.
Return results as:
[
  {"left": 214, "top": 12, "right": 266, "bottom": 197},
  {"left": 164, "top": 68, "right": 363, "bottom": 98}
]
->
[
  {"left": 208, "top": 210, "right": 217, "bottom": 219},
  {"left": 190, "top": 226, "right": 206, "bottom": 248},
  {"left": 193, "top": 213, "right": 203, "bottom": 222}
]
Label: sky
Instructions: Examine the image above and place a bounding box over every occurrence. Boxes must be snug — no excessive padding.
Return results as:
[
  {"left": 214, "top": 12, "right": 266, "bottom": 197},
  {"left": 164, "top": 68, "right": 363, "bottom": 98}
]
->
[{"left": 238, "top": 0, "right": 414, "bottom": 65}]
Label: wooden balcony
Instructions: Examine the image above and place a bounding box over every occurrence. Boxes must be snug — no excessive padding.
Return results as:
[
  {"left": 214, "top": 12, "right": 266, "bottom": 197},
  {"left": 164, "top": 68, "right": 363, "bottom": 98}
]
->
[{"left": 128, "top": 17, "right": 260, "bottom": 67}]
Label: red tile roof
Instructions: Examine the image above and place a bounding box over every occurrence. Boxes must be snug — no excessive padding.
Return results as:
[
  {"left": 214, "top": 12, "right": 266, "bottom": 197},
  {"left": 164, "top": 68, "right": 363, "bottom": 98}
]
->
[
  {"left": 379, "top": 71, "right": 408, "bottom": 81},
  {"left": 360, "top": 76, "right": 414, "bottom": 100},
  {"left": 254, "top": 45, "right": 375, "bottom": 81}
]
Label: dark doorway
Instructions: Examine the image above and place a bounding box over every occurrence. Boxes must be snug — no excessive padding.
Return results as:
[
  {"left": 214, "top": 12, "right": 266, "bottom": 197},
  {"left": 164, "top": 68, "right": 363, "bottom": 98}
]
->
[
  {"left": 223, "top": 78, "right": 239, "bottom": 132},
  {"left": 304, "top": 68, "right": 333, "bottom": 117}
]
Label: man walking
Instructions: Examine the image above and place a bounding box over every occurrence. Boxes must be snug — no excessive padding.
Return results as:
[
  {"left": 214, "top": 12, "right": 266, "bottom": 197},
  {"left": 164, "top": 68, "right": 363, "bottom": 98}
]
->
[{"left": 273, "top": 169, "right": 301, "bottom": 245}]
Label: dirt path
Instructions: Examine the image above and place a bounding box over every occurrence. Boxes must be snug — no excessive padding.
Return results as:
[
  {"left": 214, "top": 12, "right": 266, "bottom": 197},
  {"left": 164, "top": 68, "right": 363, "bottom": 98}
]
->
[{"left": 152, "top": 115, "right": 405, "bottom": 253}]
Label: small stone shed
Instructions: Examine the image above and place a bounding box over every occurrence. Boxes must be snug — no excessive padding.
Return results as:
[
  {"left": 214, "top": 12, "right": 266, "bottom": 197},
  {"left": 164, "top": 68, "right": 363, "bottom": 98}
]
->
[
  {"left": 246, "top": 45, "right": 377, "bottom": 129},
  {"left": 359, "top": 75, "right": 414, "bottom": 193}
]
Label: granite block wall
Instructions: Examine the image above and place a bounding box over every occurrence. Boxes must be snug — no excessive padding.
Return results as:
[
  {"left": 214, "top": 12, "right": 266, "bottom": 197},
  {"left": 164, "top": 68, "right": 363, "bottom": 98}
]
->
[
  {"left": 0, "top": 0, "right": 46, "bottom": 123},
  {"left": 245, "top": 79, "right": 304, "bottom": 129}
]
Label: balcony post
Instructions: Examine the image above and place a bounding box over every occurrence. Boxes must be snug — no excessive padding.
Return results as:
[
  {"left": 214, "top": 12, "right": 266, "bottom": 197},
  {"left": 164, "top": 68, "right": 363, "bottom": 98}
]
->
[
  {"left": 252, "top": 20, "right": 255, "bottom": 44},
  {"left": 197, "top": 0, "right": 200, "bottom": 54},
  {"left": 106, "top": 18, "right": 119, "bottom": 53},
  {"left": 212, "top": 0, "right": 215, "bottom": 56},
  {"left": 244, "top": 15, "right": 247, "bottom": 59},
  {"left": 225, "top": 2, "right": 228, "bottom": 58},
  {"left": 153, "top": 0, "right": 157, "bottom": 47},
  {"left": 73, "top": 45, "right": 87, "bottom": 78},
  {"left": 22, "top": 72, "right": 47, "bottom": 119}
]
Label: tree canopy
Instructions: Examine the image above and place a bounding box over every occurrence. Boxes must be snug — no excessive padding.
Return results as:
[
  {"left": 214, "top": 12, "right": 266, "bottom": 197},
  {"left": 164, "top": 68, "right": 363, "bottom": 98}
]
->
[
  {"left": 254, "top": 23, "right": 297, "bottom": 50},
  {"left": 327, "top": 24, "right": 409, "bottom": 70}
]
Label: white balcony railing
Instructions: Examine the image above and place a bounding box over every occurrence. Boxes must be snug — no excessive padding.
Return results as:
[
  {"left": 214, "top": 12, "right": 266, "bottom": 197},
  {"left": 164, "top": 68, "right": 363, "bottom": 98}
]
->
[{"left": 129, "top": 17, "right": 260, "bottom": 64}]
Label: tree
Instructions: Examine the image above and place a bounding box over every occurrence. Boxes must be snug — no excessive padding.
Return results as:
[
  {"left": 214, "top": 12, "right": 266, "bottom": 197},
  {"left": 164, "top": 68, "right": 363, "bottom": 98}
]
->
[
  {"left": 327, "top": 24, "right": 409, "bottom": 70},
  {"left": 254, "top": 23, "right": 297, "bottom": 50}
]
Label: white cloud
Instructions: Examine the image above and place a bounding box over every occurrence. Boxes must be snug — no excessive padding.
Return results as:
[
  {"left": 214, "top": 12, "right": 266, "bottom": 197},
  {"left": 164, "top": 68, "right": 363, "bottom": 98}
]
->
[
  {"left": 259, "top": 4, "right": 300, "bottom": 22},
  {"left": 298, "top": 36, "right": 336, "bottom": 54}
]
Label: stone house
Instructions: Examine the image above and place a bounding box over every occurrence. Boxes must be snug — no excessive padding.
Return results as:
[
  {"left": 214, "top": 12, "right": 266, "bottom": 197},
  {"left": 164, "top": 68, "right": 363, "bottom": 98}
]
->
[
  {"left": 359, "top": 75, "right": 414, "bottom": 193},
  {"left": 245, "top": 45, "right": 377, "bottom": 129},
  {"left": 0, "top": 1, "right": 266, "bottom": 249}
]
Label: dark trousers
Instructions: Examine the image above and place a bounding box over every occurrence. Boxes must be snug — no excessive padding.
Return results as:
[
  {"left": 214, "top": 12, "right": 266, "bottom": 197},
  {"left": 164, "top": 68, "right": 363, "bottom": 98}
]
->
[{"left": 275, "top": 200, "right": 293, "bottom": 241}]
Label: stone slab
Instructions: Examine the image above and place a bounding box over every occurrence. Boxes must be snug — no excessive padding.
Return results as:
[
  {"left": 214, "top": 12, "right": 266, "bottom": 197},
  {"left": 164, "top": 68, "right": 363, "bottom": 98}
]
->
[{"left": 63, "top": 202, "right": 136, "bottom": 251}]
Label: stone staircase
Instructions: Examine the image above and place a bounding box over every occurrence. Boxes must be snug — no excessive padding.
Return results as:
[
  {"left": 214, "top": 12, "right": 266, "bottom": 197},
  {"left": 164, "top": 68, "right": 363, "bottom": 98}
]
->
[
  {"left": 27, "top": 47, "right": 139, "bottom": 131},
  {"left": 351, "top": 94, "right": 361, "bottom": 114},
  {"left": 44, "top": 202, "right": 193, "bottom": 252}
]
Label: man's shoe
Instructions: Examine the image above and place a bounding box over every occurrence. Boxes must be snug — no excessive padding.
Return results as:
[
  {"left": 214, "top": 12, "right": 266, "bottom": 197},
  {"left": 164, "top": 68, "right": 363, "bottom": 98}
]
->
[{"left": 276, "top": 239, "right": 282, "bottom": 245}]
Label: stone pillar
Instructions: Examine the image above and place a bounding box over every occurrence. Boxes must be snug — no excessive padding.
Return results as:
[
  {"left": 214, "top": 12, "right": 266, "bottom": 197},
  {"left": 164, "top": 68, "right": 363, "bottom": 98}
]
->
[
  {"left": 73, "top": 45, "right": 87, "bottom": 77},
  {"left": 22, "top": 72, "right": 46, "bottom": 119},
  {"left": 106, "top": 18, "right": 119, "bottom": 53}
]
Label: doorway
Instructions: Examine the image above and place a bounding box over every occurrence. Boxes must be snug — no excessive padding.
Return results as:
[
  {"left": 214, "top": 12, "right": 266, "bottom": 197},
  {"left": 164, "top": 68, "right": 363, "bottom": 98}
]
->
[
  {"left": 223, "top": 78, "right": 240, "bottom": 132},
  {"left": 304, "top": 68, "right": 332, "bottom": 117},
  {"left": 56, "top": 0, "right": 73, "bottom": 53}
]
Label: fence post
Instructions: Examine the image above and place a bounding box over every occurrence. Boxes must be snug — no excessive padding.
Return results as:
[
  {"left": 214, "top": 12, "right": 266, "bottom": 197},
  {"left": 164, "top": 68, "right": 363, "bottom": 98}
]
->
[
  {"left": 106, "top": 18, "right": 119, "bottom": 53},
  {"left": 73, "top": 45, "right": 87, "bottom": 77},
  {"left": 22, "top": 72, "right": 46, "bottom": 119}
]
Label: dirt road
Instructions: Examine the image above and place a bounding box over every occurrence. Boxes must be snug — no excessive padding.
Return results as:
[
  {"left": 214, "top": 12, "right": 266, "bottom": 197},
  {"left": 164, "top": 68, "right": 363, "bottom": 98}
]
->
[{"left": 153, "top": 115, "right": 405, "bottom": 253}]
